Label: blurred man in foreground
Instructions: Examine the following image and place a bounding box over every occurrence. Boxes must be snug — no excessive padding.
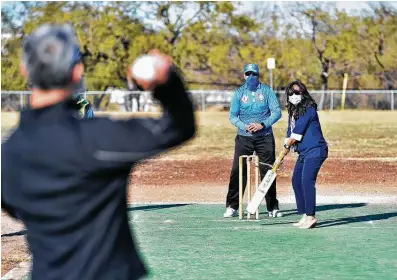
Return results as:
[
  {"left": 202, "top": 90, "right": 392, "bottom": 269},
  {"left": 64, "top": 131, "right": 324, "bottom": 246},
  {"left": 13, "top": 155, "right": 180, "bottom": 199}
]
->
[{"left": 1, "top": 24, "right": 195, "bottom": 280}]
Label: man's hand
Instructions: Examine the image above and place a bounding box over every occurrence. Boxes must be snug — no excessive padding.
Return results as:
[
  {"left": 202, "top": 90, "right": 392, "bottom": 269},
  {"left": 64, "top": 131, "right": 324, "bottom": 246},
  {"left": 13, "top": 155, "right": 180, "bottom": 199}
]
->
[
  {"left": 127, "top": 50, "right": 173, "bottom": 91},
  {"left": 247, "top": 123, "right": 264, "bottom": 132},
  {"left": 245, "top": 125, "right": 252, "bottom": 132},
  {"left": 283, "top": 147, "right": 290, "bottom": 156}
]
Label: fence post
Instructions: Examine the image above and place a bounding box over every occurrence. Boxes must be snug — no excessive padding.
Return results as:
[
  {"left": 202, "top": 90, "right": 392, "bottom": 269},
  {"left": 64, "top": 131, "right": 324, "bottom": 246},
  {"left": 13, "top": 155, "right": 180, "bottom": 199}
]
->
[
  {"left": 20, "top": 92, "right": 23, "bottom": 110},
  {"left": 392, "top": 90, "right": 394, "bottom": 111},
  {"left": 201, "top": 91, "right": 206, "bottom": 112},
  {"left": 330, "top": 91, "right": 334, "bottom": 111},
  {"left": 341, "top": 73, "right": 348, "bottom": 110}
]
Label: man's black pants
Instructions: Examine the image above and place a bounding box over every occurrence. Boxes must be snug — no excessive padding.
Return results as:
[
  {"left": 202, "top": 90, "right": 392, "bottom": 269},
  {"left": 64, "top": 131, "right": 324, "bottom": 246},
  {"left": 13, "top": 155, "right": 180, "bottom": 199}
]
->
[{"left": 226, "top": 134, "right": 279, "bottom": 211}]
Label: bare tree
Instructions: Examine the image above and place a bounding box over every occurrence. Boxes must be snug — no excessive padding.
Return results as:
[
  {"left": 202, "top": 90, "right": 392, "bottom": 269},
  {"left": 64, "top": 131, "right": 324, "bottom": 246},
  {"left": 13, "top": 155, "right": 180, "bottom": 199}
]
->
[
  {"left": 288, "top": 2, "right": 337, "bottom": 109},
  {"left": 369, "top": 2, "right": 397, "bottom": 89},
  {"left": 146, "top": 1, "right": 213, "bottom": 46}
]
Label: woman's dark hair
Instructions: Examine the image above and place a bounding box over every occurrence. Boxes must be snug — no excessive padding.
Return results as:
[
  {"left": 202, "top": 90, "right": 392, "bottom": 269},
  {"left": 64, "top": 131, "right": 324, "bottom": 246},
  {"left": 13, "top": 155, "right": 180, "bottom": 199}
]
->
[{"left": 285, "top": 80, "right": 317, "bottom": 120}]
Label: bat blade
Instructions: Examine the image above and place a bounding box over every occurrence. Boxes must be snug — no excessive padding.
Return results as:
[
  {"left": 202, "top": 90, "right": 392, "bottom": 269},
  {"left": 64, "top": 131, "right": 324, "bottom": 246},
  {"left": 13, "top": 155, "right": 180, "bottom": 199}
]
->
[{"left": 246, "top": 169, "right": 277, "bottom": 215}]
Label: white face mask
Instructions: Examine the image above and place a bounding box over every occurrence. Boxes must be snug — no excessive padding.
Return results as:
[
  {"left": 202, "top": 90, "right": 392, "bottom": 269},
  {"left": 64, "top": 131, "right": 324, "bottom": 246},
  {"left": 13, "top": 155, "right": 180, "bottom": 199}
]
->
[{"left": 289, "top": 95, "right": 302, "bottom": 105}]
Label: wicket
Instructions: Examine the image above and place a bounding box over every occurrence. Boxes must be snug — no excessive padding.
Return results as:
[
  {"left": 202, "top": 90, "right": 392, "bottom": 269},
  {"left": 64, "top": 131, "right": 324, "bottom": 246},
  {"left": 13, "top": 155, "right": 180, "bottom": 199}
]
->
[{"left": 238, "top": 155, "right": 260, "bottom": 220}]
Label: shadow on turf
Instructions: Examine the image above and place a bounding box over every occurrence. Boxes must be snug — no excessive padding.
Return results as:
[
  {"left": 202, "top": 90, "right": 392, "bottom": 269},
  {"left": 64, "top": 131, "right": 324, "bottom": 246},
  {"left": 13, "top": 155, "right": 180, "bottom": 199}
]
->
[
  {"left": 316, "top": 212, "right": 397, "bottom": 228},
  {"left": 277, "top": 203, "right": 367, "bottom": 217},
  {"left": 127, "top": 204, "right": 190, "bottom": 212},
  {"left": 1, "top": 205, "right": 189, "bottom": 237},
  {"left": 1, "top": 229, "right": 28, "bottom": 237}
]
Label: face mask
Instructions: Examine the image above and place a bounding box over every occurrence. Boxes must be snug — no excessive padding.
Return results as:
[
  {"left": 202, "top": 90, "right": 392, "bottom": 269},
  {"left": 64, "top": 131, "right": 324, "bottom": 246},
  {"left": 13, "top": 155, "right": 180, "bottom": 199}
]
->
[
  {"left": 289, "top": 94, "right": 302, "bottom": 105},
  {"left": 245, "top": 75, "right": 259, "bottom": 91}
]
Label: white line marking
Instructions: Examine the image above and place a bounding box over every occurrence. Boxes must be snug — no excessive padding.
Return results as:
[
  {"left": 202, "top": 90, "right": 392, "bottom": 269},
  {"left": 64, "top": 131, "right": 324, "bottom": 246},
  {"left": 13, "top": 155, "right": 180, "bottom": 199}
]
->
[
  {"left": 128, "top": 196, "right": 397, "bottom": 205},
  {"left": 134, "top": 226, "right": 397, "bottom": 231},
  {"left": 210, "top": 219, "right": 263, "bottom": 222}
]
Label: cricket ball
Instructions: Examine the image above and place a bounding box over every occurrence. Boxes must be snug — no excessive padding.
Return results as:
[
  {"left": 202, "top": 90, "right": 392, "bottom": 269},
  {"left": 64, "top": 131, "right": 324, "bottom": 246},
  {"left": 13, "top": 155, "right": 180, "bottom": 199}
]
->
[{"left": 131, "top": 55, "right": 158, "bottom": 82}]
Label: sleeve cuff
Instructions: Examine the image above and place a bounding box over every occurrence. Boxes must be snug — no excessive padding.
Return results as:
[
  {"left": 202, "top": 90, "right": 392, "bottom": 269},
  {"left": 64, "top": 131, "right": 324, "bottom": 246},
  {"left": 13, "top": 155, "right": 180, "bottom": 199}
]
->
[
  {"left": 291, "top": 133, "right": 303, "bottom": 141},
  {"left": 262, "top": 120, "right": 270, "bottom": 129},
  {"left": 234, "top": 120, "right": 246, "bottom": 131},
  {"left": 238, "top": 124, "right": 247, "bottom": 131}
]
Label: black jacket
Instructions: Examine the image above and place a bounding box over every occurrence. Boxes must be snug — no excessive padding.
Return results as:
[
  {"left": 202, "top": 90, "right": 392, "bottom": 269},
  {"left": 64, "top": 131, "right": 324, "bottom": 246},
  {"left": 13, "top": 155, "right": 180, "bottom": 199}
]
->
[{"left": 1, "top": 70, "right": 196, "bottom": 280}]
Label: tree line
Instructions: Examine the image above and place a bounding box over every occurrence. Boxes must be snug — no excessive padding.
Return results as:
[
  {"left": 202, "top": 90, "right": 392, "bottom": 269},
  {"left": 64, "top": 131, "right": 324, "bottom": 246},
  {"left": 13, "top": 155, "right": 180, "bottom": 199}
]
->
[{"left": 1, "top": 1, "right": 396, "bottom": 109}]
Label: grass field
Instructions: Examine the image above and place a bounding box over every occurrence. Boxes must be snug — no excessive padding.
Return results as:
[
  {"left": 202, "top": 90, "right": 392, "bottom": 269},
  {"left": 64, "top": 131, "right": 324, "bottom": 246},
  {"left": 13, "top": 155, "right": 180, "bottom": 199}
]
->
[
  {"left": 130, "top": 203, "right": 397, "bottom": 280},
  {"left": 3, "top": 203, "right": 397, "bottom": 280}
]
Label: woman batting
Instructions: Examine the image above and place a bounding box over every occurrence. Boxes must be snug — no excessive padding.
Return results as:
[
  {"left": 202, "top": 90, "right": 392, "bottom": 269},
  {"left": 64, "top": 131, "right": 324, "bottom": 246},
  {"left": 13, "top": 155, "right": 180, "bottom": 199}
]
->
[{"left": 283, "top": 80, "right": 328, "bottom": 229}]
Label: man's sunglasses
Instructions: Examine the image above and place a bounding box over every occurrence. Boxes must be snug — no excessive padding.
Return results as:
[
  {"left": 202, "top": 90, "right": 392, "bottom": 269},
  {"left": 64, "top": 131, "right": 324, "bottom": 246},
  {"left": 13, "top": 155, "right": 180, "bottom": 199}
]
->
[{"left": 244, "top": 71, "right": 258, "bottom": 77}]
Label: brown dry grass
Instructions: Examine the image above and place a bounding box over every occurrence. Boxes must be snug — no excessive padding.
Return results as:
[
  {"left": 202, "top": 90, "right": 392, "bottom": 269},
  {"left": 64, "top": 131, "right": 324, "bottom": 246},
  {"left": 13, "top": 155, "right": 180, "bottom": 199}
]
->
[{"left": 3, "top": 111, "right": 397, "bottom": 159}]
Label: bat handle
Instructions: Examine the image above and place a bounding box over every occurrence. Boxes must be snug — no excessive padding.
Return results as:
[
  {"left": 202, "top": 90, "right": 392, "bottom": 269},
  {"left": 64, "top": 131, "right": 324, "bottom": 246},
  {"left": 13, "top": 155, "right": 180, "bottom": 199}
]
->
[{"left": 272, "top": 151, "right": 286, "bottom": 172}]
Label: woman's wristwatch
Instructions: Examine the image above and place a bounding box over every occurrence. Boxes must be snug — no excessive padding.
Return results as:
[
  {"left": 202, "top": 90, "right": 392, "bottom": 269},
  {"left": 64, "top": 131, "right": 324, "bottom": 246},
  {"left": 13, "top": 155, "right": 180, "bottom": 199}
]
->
[{"left": 284, "top": 143, "right": 291, "bottom": 149}]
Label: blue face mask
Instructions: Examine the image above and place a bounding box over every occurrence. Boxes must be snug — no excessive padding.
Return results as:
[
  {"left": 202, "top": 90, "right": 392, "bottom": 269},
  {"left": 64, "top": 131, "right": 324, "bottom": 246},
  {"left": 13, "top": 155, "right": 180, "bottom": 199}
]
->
[{"left": 245, "top": 75, "right": 259, "bottom": 91}]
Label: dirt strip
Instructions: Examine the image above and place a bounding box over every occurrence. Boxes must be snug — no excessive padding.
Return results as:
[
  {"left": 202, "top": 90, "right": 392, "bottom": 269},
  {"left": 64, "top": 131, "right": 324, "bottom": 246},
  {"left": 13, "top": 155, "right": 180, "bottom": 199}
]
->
[{"left": 129, "top": 158, "right": 397, "bottom": 187}]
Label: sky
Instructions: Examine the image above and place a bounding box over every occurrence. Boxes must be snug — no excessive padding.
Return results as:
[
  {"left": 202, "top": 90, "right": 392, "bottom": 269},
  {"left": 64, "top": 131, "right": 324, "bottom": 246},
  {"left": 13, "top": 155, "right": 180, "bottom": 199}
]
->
[
  {"left": 3, "top": 1, "right": 396, "bottom": 12},
  {"left": 240, "top": 1, "right": 397, "bottom": 14},
  {"left": 2, "top": 1, "right": 397, "bottom": 32},
  {"left": 239, "top": 1, "right": 397, "bottom": 17}
]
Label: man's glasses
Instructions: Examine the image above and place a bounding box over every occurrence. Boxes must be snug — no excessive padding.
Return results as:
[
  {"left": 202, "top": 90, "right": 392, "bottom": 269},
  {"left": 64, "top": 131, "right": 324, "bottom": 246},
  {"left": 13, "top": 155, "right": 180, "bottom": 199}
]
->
[{"left": 244, "top": 71, "right": 258, "bottom": 77}]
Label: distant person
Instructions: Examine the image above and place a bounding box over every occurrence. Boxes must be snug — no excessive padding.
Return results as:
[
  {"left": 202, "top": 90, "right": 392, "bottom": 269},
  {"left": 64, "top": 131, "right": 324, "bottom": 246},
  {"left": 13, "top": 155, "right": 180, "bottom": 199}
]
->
[
  {"left": 71, "top": 78, "right": 95, "bottom": 118},
  {"left": 127, "top": 77, "right": 141, "bottom": 112},
  {"left": 73, "top": 92, "right": 95, "bottom": 118},
  {"left": 224, "top": 63, "right": 283, "bottom": 218},
  {"left": 1, "top": 24, "right": 195, "bottom": 280},
  {"left": 282, "top": 80, "right": 328, "bottom": 229}
]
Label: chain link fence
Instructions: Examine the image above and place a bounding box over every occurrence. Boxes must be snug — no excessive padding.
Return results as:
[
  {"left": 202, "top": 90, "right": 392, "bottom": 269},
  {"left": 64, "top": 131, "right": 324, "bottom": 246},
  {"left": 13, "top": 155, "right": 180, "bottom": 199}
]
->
[{"left": 1, "top": 90, "right": 396, "bottom": 112}]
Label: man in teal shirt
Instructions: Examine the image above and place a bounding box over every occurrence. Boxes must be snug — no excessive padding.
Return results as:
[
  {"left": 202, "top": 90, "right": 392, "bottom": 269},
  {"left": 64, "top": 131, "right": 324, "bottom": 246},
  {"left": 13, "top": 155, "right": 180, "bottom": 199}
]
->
[{"left": 224, "top": 63, "right": 282, "bottom": 218}]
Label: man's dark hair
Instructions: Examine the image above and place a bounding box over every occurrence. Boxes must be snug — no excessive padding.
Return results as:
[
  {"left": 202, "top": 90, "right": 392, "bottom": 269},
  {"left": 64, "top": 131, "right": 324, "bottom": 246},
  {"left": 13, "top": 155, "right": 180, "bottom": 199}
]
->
[
  {"left": 285, "top": 80, "right": 317, "bottom": 120},
  {"left": 22, "top": 24, "right": 82, "bottom": 90}
]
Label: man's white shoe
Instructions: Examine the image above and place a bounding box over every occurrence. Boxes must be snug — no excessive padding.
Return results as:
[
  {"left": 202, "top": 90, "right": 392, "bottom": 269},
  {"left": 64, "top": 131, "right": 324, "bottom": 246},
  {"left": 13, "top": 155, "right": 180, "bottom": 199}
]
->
[
  {"left": 268, "top": 209, "right": 283, "bottom": 218},
  {"left": 223, "top": 207, "right": 238, "bottom": 218}
]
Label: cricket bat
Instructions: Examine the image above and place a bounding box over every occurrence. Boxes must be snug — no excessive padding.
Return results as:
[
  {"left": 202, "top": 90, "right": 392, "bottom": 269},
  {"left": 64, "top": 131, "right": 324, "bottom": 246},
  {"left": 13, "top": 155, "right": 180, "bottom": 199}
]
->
[{"left": 246, "top": 150, "right": 286, "bottom": 214}]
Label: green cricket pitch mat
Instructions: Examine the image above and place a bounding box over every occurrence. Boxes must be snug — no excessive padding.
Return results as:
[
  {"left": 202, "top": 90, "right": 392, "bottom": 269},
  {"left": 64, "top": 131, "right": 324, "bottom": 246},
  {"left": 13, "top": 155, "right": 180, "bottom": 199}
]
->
[{"left": 129, "top": 203, "right": 397, "bottom": 280}]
